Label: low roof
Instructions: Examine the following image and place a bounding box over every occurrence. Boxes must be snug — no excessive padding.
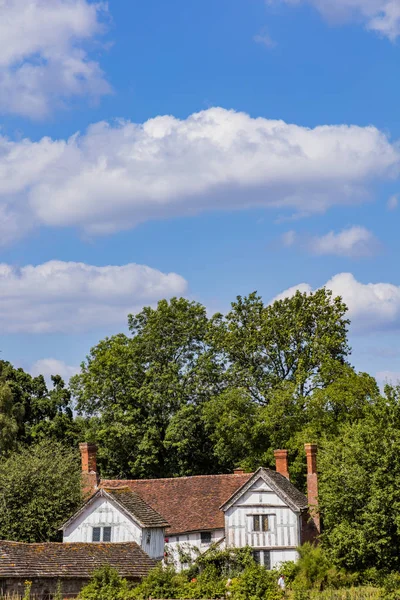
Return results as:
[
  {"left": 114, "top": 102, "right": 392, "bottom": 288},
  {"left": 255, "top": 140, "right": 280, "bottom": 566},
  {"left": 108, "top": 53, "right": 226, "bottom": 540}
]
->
[
  {"left": 220, "top": 467, "right": 308, "bottom": 513},
  {"left": 101, "top": 472, "right": 252, "bottom": 535},
  {"left": 61, "top": 488, "right": 169, "bottom": 531},
  {"left": 0, "top": 541, "right": 155, "bottom": 579}
]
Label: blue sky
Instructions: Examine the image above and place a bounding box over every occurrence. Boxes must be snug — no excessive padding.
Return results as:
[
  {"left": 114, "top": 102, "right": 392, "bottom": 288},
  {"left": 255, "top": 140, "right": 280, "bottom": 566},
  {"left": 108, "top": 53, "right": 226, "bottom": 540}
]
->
[{"left": 1, "top": 0, "right": 400, "bottom": 386}]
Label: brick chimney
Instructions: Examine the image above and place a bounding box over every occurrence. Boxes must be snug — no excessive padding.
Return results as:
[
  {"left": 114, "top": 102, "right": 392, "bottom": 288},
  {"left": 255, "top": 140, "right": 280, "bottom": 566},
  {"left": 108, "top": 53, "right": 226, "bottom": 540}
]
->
[
  {"left": 274, "top": 449, "right": 289, "bottom": 479},
  {"left": 79, "top": 443, "right": 98, "bottom": 495},
  {"left": 305, "top": 443, "right": 320, "bottom": 533}
]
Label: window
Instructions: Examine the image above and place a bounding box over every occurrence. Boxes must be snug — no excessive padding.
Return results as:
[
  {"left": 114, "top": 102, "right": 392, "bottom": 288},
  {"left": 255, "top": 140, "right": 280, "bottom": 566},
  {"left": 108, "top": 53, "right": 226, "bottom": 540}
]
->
[
  {"left": 252, "top": 515, "right": 269, "bottom": 532},
  {"left": 201, "top": 531, "right": 212, "bottom": 544},
  {"left": 92, "top": 526, "right": 112, "bottom": 542},
  {"left": 252, "top": 550, "right": 271, "bottom": 569}
]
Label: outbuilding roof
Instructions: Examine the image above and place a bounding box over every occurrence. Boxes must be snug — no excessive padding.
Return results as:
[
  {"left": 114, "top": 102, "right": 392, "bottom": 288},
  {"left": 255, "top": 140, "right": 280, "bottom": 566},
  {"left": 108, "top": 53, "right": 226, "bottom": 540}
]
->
[{"left": 0, "top": 541, "right": 155, "bottom": 579}]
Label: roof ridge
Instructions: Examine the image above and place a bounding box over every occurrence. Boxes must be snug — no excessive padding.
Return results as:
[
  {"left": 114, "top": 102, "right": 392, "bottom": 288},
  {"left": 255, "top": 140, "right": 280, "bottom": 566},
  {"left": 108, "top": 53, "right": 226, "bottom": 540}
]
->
[{"left": 101, "top": 472, "right": 253, "bottom": 484}]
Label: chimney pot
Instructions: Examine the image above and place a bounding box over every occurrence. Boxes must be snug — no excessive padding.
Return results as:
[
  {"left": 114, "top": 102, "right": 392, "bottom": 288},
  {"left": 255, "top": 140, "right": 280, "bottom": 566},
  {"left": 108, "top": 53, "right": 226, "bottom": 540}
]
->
[{"left": 274, "top": 449, "right": 289, "bottom": 479}]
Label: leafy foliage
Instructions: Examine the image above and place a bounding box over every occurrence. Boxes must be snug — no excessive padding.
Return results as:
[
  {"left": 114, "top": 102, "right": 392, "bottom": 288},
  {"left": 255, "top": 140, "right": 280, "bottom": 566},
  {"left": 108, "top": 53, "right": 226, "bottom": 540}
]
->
[
  {"left": 318, "top": 388, "right": 400, "bottom": 572},
  {"left": 0, "top": 440, "right": 82, "bottom": 542}
]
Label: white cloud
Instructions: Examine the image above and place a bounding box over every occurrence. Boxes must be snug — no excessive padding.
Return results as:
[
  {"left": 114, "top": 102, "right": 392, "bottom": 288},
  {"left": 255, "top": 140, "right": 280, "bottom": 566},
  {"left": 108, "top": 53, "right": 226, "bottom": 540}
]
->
[
  {"left": 30, "top": 358, "right": 79, "bottom": 384},
  {"left": 276, "top": 0, "right": 400, "bottom": 40},
  {"left": 272, "top": 272, "right": 400, "bottom": 333},
  {"left": 254, "top": 30, "right": 277, "bottom": 48},
  {"left": 308, "top": 225, "right": 379, "bottom": 257},
  {"left": 282, "top": 230, "right": 297, "bottom": 246},
  {"left": 0, "top": 108, "right": 398, "bottom": 242},
  {"left": 0, "top": 0, "right": 110, "bottom": 118},
  {"left": 387, "top": 194, "right": 398, "bottom": 210},
  {"left": 0, "top": 260, "right": 187, "bottom": 333}
]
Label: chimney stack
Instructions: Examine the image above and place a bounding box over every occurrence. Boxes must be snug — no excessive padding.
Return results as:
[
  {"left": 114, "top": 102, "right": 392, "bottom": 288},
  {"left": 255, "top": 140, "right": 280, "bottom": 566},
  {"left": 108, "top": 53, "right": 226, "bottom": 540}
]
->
[
  {"left": 274, "top": 449, "right": 289, "bottom": 479},
  {"left": 79, "top": 443, "right": 98, "bottom": 494},
  {"left": 305, "top": 443, "right": 320, "bottom": 533}
]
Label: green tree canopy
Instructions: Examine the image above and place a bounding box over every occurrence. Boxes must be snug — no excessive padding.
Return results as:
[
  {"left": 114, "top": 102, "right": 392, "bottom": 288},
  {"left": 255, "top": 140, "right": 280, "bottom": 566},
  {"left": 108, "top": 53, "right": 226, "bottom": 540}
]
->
[
  {"left": 210, "top": 288, "right": 350, "bottom": 404},
  {"left": 0, "top": 440, "right": 82, "bottom": 542},
  {"left": 71, "top": 298, "right": 221, "bottom": 478},
  {"left": 318, "top": 385, "right": 400, "bottom": 572},
  {"left": 0, "top": 360, "right": 79, "bottom": 453}
]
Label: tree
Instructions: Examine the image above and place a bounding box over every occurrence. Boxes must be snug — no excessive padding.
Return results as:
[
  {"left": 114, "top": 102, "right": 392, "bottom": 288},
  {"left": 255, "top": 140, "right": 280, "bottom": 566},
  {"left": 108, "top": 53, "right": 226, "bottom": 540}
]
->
[
  {"left": 0, "top": 381, "right": 20, "bottom": 454},
  {"left": 71, "top": 298, "right": 222, "bottom": 478},
  {"left": 202, "top": 388, "right": 267, "bottom": 472},
  {"left": 318, "top": 386, "right": 400, "bottom": 572},
  {"left": 0, "top": 360, "right": 79, "bottom": 451},
  {"left": 0, "top": 440, "right": 82, "bottom": 542},
  {"left": 210, "top": 289, "right": 350, "bottom": 404}
]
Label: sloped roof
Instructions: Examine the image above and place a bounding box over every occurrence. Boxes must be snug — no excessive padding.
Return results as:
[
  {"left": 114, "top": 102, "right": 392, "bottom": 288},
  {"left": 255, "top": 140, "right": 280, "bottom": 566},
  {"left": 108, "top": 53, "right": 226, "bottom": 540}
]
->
[
  {"left": 61, "top": 487, "right": 168, "bottom": 531},
  {"left": 105, "top": 488, "right": 169, "bottom": 528},
  {"left": 0, "top": 541, "right": 155, "bottom": 579},
  {"left": 101, "top": 473, "right": 252, "bottom": 535},
  {"left": 220, "top": 467, "right": 308, "bottom": 513}
]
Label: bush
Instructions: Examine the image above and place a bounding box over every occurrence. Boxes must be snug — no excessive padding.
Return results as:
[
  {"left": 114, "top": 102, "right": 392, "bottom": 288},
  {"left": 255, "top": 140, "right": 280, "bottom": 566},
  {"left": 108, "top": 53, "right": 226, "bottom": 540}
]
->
[
  {"left": 78, "top": 565, "right": 130, "bottom": 600},
  {"left": 229, "top": 563, "right": 283, "bottom": 600},
  {"left": 290, "top": 543, "right": 355, "bottom": 592},
  {"left": 128, "top": 563, "right": 188, "bottom": 600}
]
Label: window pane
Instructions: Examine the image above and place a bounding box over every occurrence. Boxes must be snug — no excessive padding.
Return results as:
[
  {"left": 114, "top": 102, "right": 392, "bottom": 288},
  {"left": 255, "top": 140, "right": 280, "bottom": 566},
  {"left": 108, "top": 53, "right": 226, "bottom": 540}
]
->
[
  {"left": 92, "top": 527, "right": 101, "bottom": 542},
  {"left": 201, "top": 531, "right": 212, "bottom": 544},
  {"left": 252, "top": 550, "right": 261, "bottom": 564},
  {"left": 261, "top": 515, "right": 269, "bottom": 531},
  {"left": 103, "top": 527, "right": 111, "bottom": 542},
  {"left": 253, "top": 516, "right": 260, "bottom": 531},
  {"left": 264, "top": 551, "right": 271, "bottom": 570}
]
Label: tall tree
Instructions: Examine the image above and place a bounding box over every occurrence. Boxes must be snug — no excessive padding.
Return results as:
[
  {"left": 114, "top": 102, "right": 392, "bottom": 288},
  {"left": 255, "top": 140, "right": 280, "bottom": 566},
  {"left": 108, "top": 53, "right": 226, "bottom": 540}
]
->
[
  {"left": 72, "top": 298, "right": 221, "bottom": 478},
  {"left": 210, "top": 289, "right": 350, "bottom": 404}
]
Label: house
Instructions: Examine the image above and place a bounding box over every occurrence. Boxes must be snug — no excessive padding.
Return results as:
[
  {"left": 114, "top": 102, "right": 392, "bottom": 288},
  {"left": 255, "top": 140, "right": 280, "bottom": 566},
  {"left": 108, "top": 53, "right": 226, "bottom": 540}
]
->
[
  {"left": 0, "top": 541, "right": 155, "bottom": 598},
  {"left": 66, "top": 442, "right": 319, "bottom": 570}
]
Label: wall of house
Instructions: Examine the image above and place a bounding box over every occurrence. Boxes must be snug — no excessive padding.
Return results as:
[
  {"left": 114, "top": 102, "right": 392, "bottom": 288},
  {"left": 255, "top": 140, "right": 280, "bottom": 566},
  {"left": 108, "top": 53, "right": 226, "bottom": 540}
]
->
[
  {"left": 63, "top": 496, "right": 165, "bottom": 559},
  {"left": 166, "top": 529, "right": 225, "bottom": 571},
  {"left": 141, "top": 527, "right": 166, "bottom": 560},
  {"left": 224, "top": 476, "right": 300, "bottom": 568}
]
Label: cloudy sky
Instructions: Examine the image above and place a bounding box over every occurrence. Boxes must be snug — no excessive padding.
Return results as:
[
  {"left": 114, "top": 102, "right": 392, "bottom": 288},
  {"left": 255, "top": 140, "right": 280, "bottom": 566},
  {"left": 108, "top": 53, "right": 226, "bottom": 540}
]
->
[{"left": 2, "top": 0, "right": 400, "bottom": 386}]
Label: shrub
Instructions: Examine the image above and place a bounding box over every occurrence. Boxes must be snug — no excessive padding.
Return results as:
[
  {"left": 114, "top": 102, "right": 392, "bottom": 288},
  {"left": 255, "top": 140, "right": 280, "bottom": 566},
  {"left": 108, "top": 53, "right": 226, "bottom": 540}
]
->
[
  {"left": 229, "top": 562, "right": 283, "bottom": 600},
  {"left": 128, "top": 563, "right": 187, "bottom": 600},
  {"left": 78, "top": 565, "right": 129, "bottom": 600}
]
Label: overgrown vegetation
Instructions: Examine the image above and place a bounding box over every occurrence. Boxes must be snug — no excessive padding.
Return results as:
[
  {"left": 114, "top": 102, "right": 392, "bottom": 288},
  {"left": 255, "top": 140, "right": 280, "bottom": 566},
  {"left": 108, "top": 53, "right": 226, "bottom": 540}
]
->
[{"left": 77, "top": 546, "right": 396, "bottom": 600}]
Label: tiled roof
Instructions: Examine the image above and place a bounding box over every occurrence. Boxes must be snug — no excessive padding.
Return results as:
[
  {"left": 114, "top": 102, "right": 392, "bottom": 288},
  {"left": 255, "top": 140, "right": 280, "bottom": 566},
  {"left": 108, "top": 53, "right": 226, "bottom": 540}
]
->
[
  {"left": 0, "top": 541, "right": 155, "bottom": 579},
  {"left": 101, "top": 473, "right": 252, "bottom": 535},
  {"left": 262, "top": 468, "right": 308, "bottom": 510},
  {"left": 104, "top": 487, "right": 169, "bottom": 528}
]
